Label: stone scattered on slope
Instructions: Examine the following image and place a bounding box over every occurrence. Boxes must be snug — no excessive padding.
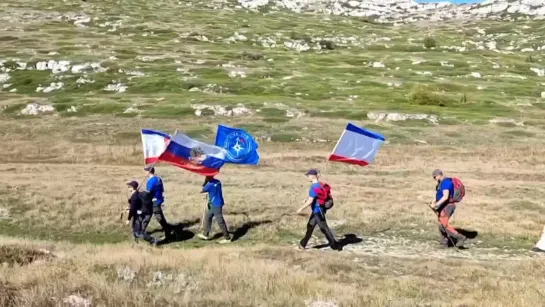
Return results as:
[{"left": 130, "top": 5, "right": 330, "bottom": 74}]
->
[
  {"left": 36, "top": 82, "right": 64, "bottom": 93},
  {"left": 530, "top": 67, "right": 545, "bottom": 77},
  {"left": 62, "top": 295, "right": 92, "bottom": 307},
  {"left": 489, "top": 117, "right": 524, "bottom": 126},
  {"left": 0, "top": 207, "right": 9, "bottom": 219},
  {"left": 192, "top": 104, "right": 251, "bottom": 116},
  {"left": 104, "top": 82, "right": 127, "bottom": 93},
  {"left": 233, "top": 0, "right": 545, "bottom": 23},
  {"left": 367, "top": 112, "right": 438, "bottom": 124},
  {"left": 117, "top": 266, "right": 136, "bottom": 282},
  {"left": 123, "top": 106, "right": 139, "bottom": 114},
  {"left": 306, "top": 301, "right": 339, "bottom": 307},
  {"left": 20, "top": 103, "right": 55, "bottom": 115},
  {"left": 0, "top": 73, "right": 10, "bottom": 83}
]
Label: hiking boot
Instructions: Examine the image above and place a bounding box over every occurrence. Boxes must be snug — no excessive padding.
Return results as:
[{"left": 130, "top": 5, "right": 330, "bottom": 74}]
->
[
  {"left": 532, "top": 247, "right": 545, "bottom": 253},
  {"left": 218, "top": 238, "right": 231, "bottom": 244},
  {"left": 297, "top": 243, "right": 307, "bottom": 250},
  {"left": 150, "top": 238, "right": 159, "bottom": 247},
  {"left": 455, "top": 235, "right": 467, "bottom": 248},
  {"left": 440, "top": 237, "right": 449, "bottom": 246},
  {"left": 197, "top": 234, "right": 210, "bottom": 241}
]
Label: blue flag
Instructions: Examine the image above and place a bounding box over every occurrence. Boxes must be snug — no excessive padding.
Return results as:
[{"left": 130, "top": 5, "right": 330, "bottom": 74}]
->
[{"left": 215, "top": 125, "right": 260, "bottom": 165}]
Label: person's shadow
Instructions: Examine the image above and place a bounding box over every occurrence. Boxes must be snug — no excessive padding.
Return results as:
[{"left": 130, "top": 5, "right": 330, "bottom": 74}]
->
[
  {"left": 230, "top": 219, "right": 273, "bottom": 242},
  {"left": 312, "top": 234, "right": 363, "bottom": 251},
  {"left": 151, "top": 219, "right": 200, "bottom": 246}
]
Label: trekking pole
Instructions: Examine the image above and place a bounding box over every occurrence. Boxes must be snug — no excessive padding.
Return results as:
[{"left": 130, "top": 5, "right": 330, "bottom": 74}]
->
[{"left": 426, "top": 203, "right": 461, "bottom": 253}]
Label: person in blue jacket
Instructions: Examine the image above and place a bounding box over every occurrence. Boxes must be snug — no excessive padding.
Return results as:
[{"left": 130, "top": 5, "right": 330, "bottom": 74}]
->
[
  {"left": 197, "top": 176, "right": 231, "bottom": 244},
  {"left": 145, "top": 166, "right": 174, "bottom": 241}
]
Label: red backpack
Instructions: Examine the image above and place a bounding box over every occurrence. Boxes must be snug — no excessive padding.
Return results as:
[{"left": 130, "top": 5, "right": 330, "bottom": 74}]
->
[
  {"left": 313, "top": 182, "right": 334, "bottom": 210},
  {"left": 449, "top": 177, "right": 465, "bottom": 203}
]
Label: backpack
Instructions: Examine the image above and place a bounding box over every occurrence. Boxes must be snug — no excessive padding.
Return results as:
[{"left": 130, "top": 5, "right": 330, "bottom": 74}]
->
[
  {"left": 313, "top": 182, "right": 334, "bottom": 211},
  {"left": 449, "top": 177, "right": 465, "bottom": 203},
  {"left": 138, "top": 191, "right": 154, "bottom": 214}
]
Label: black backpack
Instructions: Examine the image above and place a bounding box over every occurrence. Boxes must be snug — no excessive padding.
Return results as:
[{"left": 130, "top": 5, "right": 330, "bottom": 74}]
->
[{"left": 138, "top": 191, "right": 154, "bottom": 214}]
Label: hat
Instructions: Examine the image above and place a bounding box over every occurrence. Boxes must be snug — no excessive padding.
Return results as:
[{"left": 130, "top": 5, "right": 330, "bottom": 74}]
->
[
  {"left": 432, "top": 169, "right": 443, "bottom": 177},
  {"left": 144, "top": 166, "right": 155, "bottom": 173},
  {"left": 126, "top": 181, "right": 139, "bottom": 189},
  {"left": 305, "top": 169, "right": 318, "bottom": 176}
]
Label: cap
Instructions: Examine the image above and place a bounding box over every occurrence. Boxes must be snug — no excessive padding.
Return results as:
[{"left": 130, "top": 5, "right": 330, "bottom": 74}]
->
[
  {"left": 305, "top": 169, "right": 318, "bottom": 176},
  {"left": 144, "top": 166, "right": 155, "bottom": 172},
  {"left": 432, "top": 169, "right": 443, "bottom": 177},
  {"left": 126, "top": 181, "right": 138, "bottom": 189}
]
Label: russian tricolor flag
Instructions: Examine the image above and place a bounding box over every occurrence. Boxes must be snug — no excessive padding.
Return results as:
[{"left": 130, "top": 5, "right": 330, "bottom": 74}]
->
[
  {"left": 328, "top": 123, "right": 385, "bottom": 166},
  {"left": 157, "top": 130, "right": 227, "bottom": 177},
  {"left": 141, "top": 129, "right": 171, "bottom": 165}
]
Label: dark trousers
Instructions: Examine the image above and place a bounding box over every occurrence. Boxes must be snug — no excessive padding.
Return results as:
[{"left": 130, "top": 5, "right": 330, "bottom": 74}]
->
[
  {"left": 153, "top": 205, "right": 173, "bottom": 239},
  {"left": 132, "top": 214, "right": 156, "bottom": 244},
  {"left": 300, "top": 212, "right": 338, "bottom": 248},
  {"left": 204, "top": 205, "right": 230, "bottom": 239}
]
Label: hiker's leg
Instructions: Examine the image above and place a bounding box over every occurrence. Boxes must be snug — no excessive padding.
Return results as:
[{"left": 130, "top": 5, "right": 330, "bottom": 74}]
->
[
  {"left": 203, "top": 206, "right": 214, "bottom": 237},
  {"left": 439, "top": 204, "right": 466, "bottom": 246},
  {"left": 153, "top": 205, "right": 172, "bottom": 238},
  {"left": 140, "top": 214, "right": 157, "bottom": 244},
  {"left": 439, "top": 205, "right": 460, "bottom": 237},
  {"left": 315, "top": 213, "right": 338, "bottom": 246},
  {"left": 131, "top": 216, "right": 142, "bottom": 241},
  {"left": 299, "top": 214, "right": 317, "bottom": 248},
  {"left": 212, "top": 206, "right": 230, "bottom": 240}
]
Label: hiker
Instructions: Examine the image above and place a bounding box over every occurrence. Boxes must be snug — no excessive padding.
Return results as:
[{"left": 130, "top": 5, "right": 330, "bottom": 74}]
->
[
  {"left": 126, "top": 181, "right": 158, "bottom": 246},
  {"left": 297, "top": 169, "right": 340, "bottom": 251},
  {"left": 430, "top": 169, "right": 466, "bottom": 248},
  {"left": 197, "top": 176, "right": 231, "bottom": 244},
  {"left": 145, "top": 166, "right": 174, "bottom": 241}
]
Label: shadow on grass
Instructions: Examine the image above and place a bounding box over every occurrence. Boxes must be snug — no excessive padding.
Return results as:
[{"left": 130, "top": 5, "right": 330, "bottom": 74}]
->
[
  {"left": 230, "top": 219, "right": 273, "bottom": 242},
  {"left": 312, "top": 233, "right": 363, "bottom": 251},
  {"left": 150, "top": 219, "right": 200, "bottom": 246}
]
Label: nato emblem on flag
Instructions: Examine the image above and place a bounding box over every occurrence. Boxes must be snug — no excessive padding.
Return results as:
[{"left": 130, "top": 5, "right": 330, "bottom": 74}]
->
[{"left": 215, "top": 125, "right": 260, "bottom": 165}]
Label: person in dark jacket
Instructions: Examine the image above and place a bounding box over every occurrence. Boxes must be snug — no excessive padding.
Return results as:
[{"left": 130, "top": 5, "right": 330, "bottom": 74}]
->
[{"left": 127, "top": 180, "right": 158, "bottom": 246}]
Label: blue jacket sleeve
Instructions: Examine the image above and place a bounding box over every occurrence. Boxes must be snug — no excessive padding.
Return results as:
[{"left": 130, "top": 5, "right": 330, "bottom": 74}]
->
[{"left": 202, "top": 182, "right": 211, "bottom": 193}]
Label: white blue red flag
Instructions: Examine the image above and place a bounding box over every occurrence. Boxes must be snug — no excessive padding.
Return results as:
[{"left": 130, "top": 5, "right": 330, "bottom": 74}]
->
[
  {"left": 141, "top": 129, "right": 171, "bottom": 165},
  {"left": 328, "top": 123, "right": 385, "bottom": 166},
  {"left": 157, "top": 130, "right": 227, "bottom": 176}
]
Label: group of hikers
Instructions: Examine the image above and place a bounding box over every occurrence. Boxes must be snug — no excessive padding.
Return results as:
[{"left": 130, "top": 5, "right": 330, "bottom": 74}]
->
[{"left": 125, "top": 166, "right": 475, "bottom": 250}]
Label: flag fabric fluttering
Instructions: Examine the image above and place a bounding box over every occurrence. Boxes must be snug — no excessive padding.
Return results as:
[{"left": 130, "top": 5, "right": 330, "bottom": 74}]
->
[
  {"left": 328, "top": 123, "right": 385, "bottom": 166},
  {"left": 141, "top": 129, "right": 171, "bottom": 165},
  {"left": 158, "top": 130, "right": 227, "bottom": 176},
  {"left": 215, "top": 124, "right": 260, "bottom": 165}
]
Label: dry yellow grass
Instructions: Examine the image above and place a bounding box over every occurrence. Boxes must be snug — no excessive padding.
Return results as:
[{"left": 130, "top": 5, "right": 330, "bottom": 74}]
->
[{"left": 1, "top": 116, "right": 545, "bottom": 306}]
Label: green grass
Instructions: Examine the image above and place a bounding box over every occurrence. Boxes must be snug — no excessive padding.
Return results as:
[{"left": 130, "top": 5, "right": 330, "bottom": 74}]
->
[{"left": 0, "top": 0, "right": 544, "bottom": 125}]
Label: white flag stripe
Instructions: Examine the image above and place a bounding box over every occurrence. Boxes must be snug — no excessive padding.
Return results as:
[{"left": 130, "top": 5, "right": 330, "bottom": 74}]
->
[
  {"left": 141, "top": 131, "right": 169, "bottom": 163},
  {"left": 331, "top": 129, "right": 383, "bottom": 163}
]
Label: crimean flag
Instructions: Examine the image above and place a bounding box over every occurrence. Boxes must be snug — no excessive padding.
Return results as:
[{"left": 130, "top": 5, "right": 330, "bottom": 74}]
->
[
  {"left": 141, "top": 129, "right": 171, "bottom": 165},
  {"left": 328, "top": 123, "right": 385, "bottom": 166}
]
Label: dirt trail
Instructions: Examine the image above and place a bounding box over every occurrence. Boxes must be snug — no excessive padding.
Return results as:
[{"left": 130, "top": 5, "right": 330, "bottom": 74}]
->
[{"left": 302, "top": 234, "right": 544, "bottom": 262}]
